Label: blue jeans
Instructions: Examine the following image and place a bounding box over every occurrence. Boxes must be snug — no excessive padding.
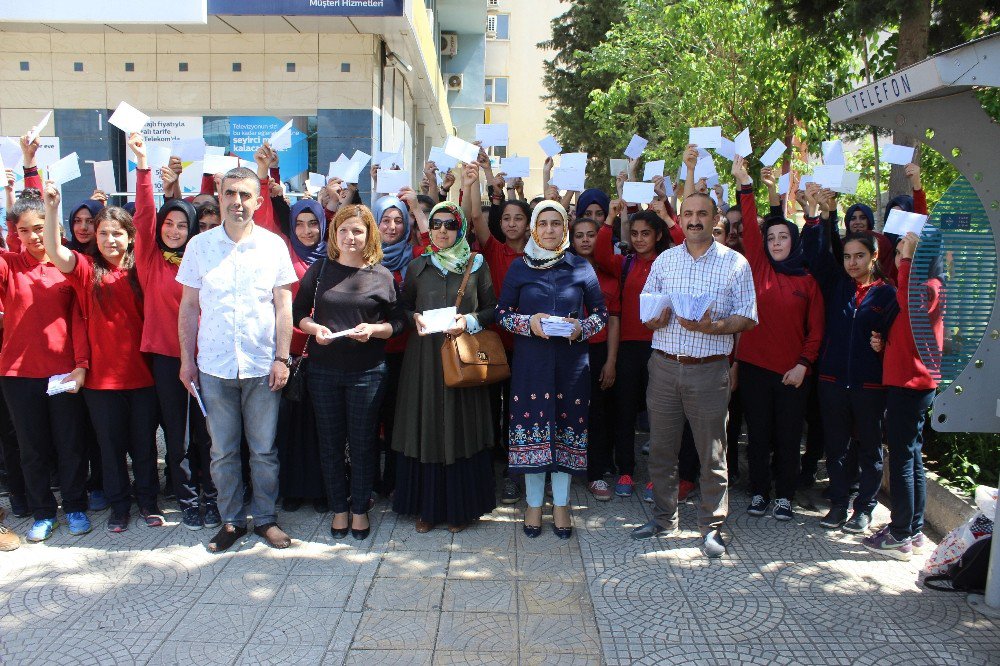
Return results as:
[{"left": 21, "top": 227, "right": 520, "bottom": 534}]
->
[
  {"left": 886, "top": 387, "right": 934, "bottom": 540},
  {"left": 818, "top": 383, "right": 886, "bottom": 515},
  {"left": 199, "top": 373, "right": 281, "bottom": 528},
  {"left": 525, "top": 471, "right": 571, "bottom": 508}
]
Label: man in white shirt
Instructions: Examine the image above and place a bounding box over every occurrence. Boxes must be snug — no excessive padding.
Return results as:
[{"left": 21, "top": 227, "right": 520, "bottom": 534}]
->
[
  {"left": 631, "top": 188, "right": 757, "bottom": 558},
  {"left": 177, "top": 166, "right": 298, "bottom": 552}
]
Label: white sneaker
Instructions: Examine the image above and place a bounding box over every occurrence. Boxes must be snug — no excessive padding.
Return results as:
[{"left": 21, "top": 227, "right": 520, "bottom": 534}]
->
[{"left": 702, "top": 529, "right": 726, "bottom": 558}]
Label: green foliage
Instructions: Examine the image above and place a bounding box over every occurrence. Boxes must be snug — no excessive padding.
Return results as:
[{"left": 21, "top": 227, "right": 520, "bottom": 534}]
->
[{"left": 924, "top": 428, "right": 1000, "bottom": 495}]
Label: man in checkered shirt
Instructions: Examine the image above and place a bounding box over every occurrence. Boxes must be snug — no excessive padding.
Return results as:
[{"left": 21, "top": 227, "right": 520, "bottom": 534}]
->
[{"left": 631, "top": 187, "right": 757, "bottom": 558}]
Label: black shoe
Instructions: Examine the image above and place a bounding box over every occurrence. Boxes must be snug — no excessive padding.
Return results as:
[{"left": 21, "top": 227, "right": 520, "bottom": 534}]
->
[
  {"left": 282, "top": 497, "right": 303, "bottom": 512},
  {"left": 631, "top": 520, "right": 676, "bottom": 540},
  {"left": 747, "top": 495, "right": 769, "bottom": 516},
  {"left": 330, "top": 515, "right": 349, "bottom": 539},
  {"left": 9, "top": 494, "right": 30, "bottom": 518},
  {"left": 819, "top": 507, "right": 848, "bottom": 529},
  {"left": 842, "top": 511, "right": 871, "bottom": 534},
  {"left": 312, "top": 498, "right": 329, "bottom": 514},
  {"left": 0, "top": 476, "right": 9, "bottom": 498},
  {"left": 208, "top": 523, "right": 247, "bottom": 552},
  {"left": 552, "top": 523, "right": 572, "bottom": 540},
  {"left": 203, "top": 503, "right": 222, "bottom": 529},
  {"left": 501, "top": 478, "right": 521, "bottom": 505},
  {"left": 522, "top": 522, "right": 542, "bottom": 538},
  {"left": 351, "top": 513, "right": 370, "bottom": 540}
]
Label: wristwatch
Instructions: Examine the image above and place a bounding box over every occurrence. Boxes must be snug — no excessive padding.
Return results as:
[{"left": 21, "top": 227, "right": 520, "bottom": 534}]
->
[{"left": 274, "top": 356, "right": 293, "bottom": 368}]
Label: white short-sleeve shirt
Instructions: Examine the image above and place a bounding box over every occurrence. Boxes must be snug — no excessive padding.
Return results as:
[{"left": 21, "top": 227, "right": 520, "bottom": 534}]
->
[{"left": 176, "top": 224, "right": 297, "bottom": 379}]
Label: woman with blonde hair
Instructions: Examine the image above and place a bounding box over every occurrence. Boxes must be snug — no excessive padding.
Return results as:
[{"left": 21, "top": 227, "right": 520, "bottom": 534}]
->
[{"left": 293, "top": 205, "right": 406, "bottom": 540}]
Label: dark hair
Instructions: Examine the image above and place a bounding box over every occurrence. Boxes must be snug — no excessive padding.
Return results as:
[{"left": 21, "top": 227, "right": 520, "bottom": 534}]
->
[
  {"left": 501, "top": 199, "right": 531, "bottom": 221},
  {"left": 10, "top": 196, "right": 44, "bottom": 225},
  {"left": 18, "top": 188, "right": 41, "bottom": 201},
  {"left": 629, "top": 209, "right": 671, "bottom": 253},
  {"left": 568, "top": 216, "right": 599, "bottom": 255},
  {"left": 842, "top": 232, "right": 885, "bottom": 281},
  {"left": 88, "top": 207, "right": 143, "bottom": 309},
  {"left": 195, "top": 200, "right": 220, "bottom": 222},
  {"left": 220, "top": 167, "right": 260, "bottom": 195},
  {"left": 348, "top": 189, "right": 363, "bottom": 205},
  {"left": 416, "top": 194, "right": 435, "bottom": 210}
]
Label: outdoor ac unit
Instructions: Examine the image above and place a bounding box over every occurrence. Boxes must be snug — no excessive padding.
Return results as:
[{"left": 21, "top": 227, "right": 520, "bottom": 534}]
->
[
  {"left": 488, "top": 0, "right": 499, "bottom": 7},
  {"left": 447, "top": 74, "right": 463, "bottom": 91},
  {"left": 441, "top": 32, "right": 459, "bottom": 57}
]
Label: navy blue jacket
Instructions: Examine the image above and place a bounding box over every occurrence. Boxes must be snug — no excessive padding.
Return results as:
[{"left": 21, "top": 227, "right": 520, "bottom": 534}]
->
[{"left": 802, "top": 217, "right": 899, "bottom": 389}]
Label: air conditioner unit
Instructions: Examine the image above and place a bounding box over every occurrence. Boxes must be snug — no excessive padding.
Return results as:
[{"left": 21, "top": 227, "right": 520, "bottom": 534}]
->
[
  {"left": 447, "top": 73, "right": 464, "bottom": 91},
  {"left": 486, "top": 15, "right": 497, "bottom": 38},
  {"left": 488, "top": 0, "right": 499, "bottom": 7},
  {"left": 441, "top": 32, "right": 459, "bottom": 57}
]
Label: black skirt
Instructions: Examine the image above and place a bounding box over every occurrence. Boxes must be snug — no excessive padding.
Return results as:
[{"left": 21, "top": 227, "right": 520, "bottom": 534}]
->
[
  {"left": 392, "top": 448, "right": 497, "bottom": 527},
  {"left": 277, "top": 388, "right": 326, "bottom": 500}
]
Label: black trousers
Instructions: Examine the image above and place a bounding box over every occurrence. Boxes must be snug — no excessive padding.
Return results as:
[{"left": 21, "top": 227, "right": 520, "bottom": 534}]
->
[
  {"left": 374, "top": 351, "right": 404, "bottom": 494},
  {"left": 84, "top": 387, "right": 159, "bottom": 516},
  {"left": 611, "top": 341, "right": 651, "bottom": 477},
  {"left": 1, "top": 377, "right": 89, "bottom": 519},
  {"left": 0, "top": 384, "right": 25, "bottom": 500},
  {"left": 151, "top": 354, "right": 216, "bottom": 510},
  {"left": 818, "top": 382, "right": 886, "bottom": 515},
  {"left": 800, "top": 376, "right": 824, "bottom": 477},
  {"left": 740, "top": 362, "right": 807, "bottom": 501},
  {"left": 586, "top": 342, "right": 616, "bottom": 481}
]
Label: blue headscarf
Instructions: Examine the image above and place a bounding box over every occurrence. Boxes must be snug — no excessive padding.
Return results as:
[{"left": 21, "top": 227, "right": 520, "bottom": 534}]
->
[
  {"left": 288, "top": 199, "right": 327, "bottom": 266},
  {"left": 844, "top": 203, "right": 875, "bottom": 230},
  {"left": 576, "top": 188, "right": 610, "bottom": 220},
  {"left": 373, "top": 195, "right": 413, "bottom": 276}
]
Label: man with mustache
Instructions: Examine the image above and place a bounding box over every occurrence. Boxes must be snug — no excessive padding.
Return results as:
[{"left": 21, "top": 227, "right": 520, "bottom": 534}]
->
[{"left": 630, "top": 145, "right": 757, "bottom": 558}]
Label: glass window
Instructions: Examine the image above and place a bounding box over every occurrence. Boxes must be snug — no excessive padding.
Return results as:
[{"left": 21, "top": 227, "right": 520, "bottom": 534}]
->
[
  {"left": 495, "top": 14, "right": 510, "bottom": 40},
  {"left": 494, "top": 77, "right": 508, "bottom": 103},
  {"left": 484, "top": 78, "right": 494, "bottom": 103}
]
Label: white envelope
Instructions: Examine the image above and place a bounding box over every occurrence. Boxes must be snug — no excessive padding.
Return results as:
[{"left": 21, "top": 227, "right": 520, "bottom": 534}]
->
[
  {"left": 716, "top": 137, "right": 736, "bottom": 162},
  {"left": 777, "top": 172, "right": 790, "bottom": 196},
  {"left": 328, "top": 155, "right": 351, "bottom": 181},
  {"left": 622, "top": 181, "right": 655, "bottom": 205},
  {"left": 538, "top": 135, "right": 562, "bottom": 157},
  {"left": 0, "top": 137, "right": 22, "bottom": 171},
  {"left": 560, "top": 152, "right": 588, "bottom": 171},
  {"left": 205, "top": 145, "right": 226, "bottom": 157},
  {"left": 428, "top": 146, "right": 459, "bottom": 171},
  {"left": 46, "top": 152, "right": 81, "bottom": 185},
  {"left": 623, "top": 134, "right": 648, "bottom": 160},
  {"left": 883, "top": 209, "right": 928, "bottom": 236},
  {"left": 550, "top": 167, "right": 585, "bottom": 192},
  {"left": 108, "top": 101, "right": 150, "bottom": 134},
  {"left": 760, "top": 139, "right": 787, "bottom": 165},
  {"left": 306, "top": 172, "right": 327, "bottom": 194},
  {"left": 881, "top": 143, "right": 915, "bottom": 165},
  {"left": 147, "top": 144, "right": 172, "bottom": 173},
  {"left": 421, "top": 306, "right": 458, "bottom": 335},
  {"left": 475, "top": 123, "right": 509, "bottom": 148},
  {"left": 92, "top": 160, "right": 117, "bottom": 193},
  {"left": 693, "top": 156, "right": 717, "bottom": 181},
  {"left": 26, "top": 110, "right": 53, "bottom": 144},
  {"left": 171, "top": 137, "right": 206, "bottom": 162},
  {"left": 376, "top": 149, "right": 403, "bottom": 170},
  {"left": 609, "top": 159, "right": 629, "bottom": 177},
  {"left": 443, "top": 135, "right": 480, "bottom": 164},
  {"left": 541, "top": 316, "right": 576, "bottom": 337},
  {"left": 834, "top": 171, "right": 861, "bottom": 195},
  {"left": 46, "top": 373, "right": 77, "bottom": 396},
  {"left": 500, "top": 156, "right": 530, "bottom": 179},
  {"left": 642, "top": 160, "right": 665, "bottom": 181},
  {"left": 268, "top": 120, "right": 294, "bottom": 151},
  {"left": 203, "top": 153, "right": 239, "bottom": 175},
  {"left": 376, "top": 169, "right": 411, "bottom": 194},
  {"left": 688, "top": 126, "right": 722, "bottom": 150},
  {"left": 179, "top": 162, "right": 203, "bottom": 193},
  {"left": 812, "top": 165, "right": 844, "bottom": 189},
  {"left": 639, "top": 293, "right": 672, "bottom": 322},
  {"left": 822, "top": 139, "right": 845, "bottom": 166},
  {"left": 733, "top": 128, "right": 752, "bottom": 159}
]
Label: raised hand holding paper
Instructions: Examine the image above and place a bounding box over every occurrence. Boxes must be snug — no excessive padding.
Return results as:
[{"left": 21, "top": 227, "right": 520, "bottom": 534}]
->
[
  {"left": 716, "top": 137, "right": 736, "bottom": 162},
  {"left": 623, "top": 134, "right": 648, "bottom": 160},
  {"left": 146, "top": 144, "right": 172, "bottom": 174},
  {"left": 733, "top": 128, "right": 752, "bottom": 159},
  {"left": 500, "top": 156, "right": 530, "bottom": 179},
  {"left": 443, "top": 136, "right": 480, "bottom": 164},
  {"left": 621, "top": 182, "right": 655, "bottom": 205},
  {"left": 428, "top": 146, "right": 458, "bottom": 171},
  {"left": 475, "top": 123, "right": 509, "bottom": 148},
  {"left": 777, "top": 172, "right": 790, "bottom": 196},
  {"left": 268, "top": 120, "right": 294, "bottom": 151},
  {"left": 306, "top": 172, "right": 327, "bottom": 194},
  {"left": 883, "top": 209, "right": 928, "bottom": 236},
  {"left": 376, "top": 169, "right": 411, "bottom": 194},
  {"left": 27, "top": 110, "right": 53, "bottom": 144},
  {"left": 760, "top": 139, "right": 787, "bottom": 165},
  {"left": 171, "top": 137, "right": 206, "bottom": 162},
  {"left": 822, "top": 139, "right": 845, "bottom": 166},
  {"left": 108, "top": 101, "right": 150, "bottom": 134},
  {"left": 92, "top": 160, "right": 117, "bottom": 193},
  {"left": 812, "top": 165, "right": 844, "bottom": 189},
  {"left": 560, "top": 152, "right": 588, "bottom": 171},
  {"left": 693, "top": 156, "right": 717, "bottom": 181},
  {"left": 47, "top": 152, "right": 81, "bottom": 185},
  {"left": 550, "top": 167, "right": 585, "bottom": 192},
  {"left": 642, "top": 160, "right": 665, "bottom": 181},
  {"left": 688, "top": 126, "right": 722, "bottom": 150},
  {"left": 539, "top": 135, "right": 562, "bottom": 158},
  {"left": 881, "top": 143, "right": 915, "bottom": 165},
  {"left": 834, "top": 171, "right": 860, "bottom": 195},
  {"left": 609, "top": 159, "right": 629, "bottom": 177}
]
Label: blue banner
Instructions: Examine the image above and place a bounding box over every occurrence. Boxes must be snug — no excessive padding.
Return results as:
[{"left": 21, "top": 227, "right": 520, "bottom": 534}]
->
[
  {"left": 208, "top": 0, "right": 403, "bottom": 16},
  {"left": 229, "top": 116, "right": 309, "bottom": 177}
]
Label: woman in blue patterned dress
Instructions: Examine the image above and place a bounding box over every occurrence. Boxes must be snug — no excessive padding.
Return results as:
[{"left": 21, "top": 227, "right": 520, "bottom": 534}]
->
[{"left": 497, "top": 200, "right": 607, "bottom": 539}]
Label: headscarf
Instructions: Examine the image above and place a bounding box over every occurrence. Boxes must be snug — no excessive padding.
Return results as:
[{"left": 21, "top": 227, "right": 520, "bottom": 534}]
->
[
  {"left": 523, "top": 200, "right": 569, "bottom": 270},
  {"left": 844, "top": 203, "right": 875, "bottom": 231},
  {"left": 576, "top": 188, "right": 610, "bottom": 220},
  {"left": 287, "top": 199, "right": 328, "bottom": 266},
  {"left": 422, "top": 202, "right": 471, "bottom": 274},
  {"left": 373, "top": 195, "right": 413, "bottom": 276},
  {"left": 66, "top": 199, "right": 105, "bottom": 252},
  {"left": 156, "top": 198, "right": 198, "bottom": 265},
  {"left": 761, "top": 217, "right": 808, "bottom": 277}
]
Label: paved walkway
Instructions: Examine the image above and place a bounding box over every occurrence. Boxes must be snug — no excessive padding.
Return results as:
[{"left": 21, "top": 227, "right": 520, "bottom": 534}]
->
[{"left": 0, "top": 440, "right": 998, "bottom": 665}]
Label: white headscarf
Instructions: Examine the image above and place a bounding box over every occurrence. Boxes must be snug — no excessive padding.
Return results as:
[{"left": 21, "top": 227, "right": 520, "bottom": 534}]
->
[{"left": 523, "top": 200, "right": 569, "bottom": 270}]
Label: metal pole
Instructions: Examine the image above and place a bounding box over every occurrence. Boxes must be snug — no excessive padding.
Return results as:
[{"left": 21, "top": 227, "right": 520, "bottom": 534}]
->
[
  {"left": 967, "top": 474, "right": 1000, "bottom": 617},
  {"left": 861, "top": 37, "right": 883, "bottom": 222}
]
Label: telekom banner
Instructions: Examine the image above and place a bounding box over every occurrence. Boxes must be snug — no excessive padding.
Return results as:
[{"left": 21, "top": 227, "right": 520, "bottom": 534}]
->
[{"left": 207, "top": 0, "right": 404, "bottom": 15}]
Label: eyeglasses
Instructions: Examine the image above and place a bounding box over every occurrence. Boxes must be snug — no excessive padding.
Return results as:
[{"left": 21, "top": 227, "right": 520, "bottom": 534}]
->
[{"left": 429, "top": 219, "right": 461, "bottom": 231}]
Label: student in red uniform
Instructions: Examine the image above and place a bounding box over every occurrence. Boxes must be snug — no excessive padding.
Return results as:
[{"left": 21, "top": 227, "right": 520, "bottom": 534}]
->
[
  {"left": 127, "top": 134, "right": 218, "bottom": 531},
  {"left": 731, "top": 159, "right": 824, "bottom": 521},
  {"left": 463, "top": 160, "right": 528, "bottom": 504},
  {"left": 864, "top": 163, "right": 941, "bottom": 560},
  {"left": 0, "top": 194, "right": 91, "bottom": 542},
  {"left": 569, "top": 216, "right": 621, "bottom": 501},
  {"left": 42, "top": 182, "right": 162, "bottom": 534},
  {"left": 595, "top": 196, "right": 683, "bottom": 499}
]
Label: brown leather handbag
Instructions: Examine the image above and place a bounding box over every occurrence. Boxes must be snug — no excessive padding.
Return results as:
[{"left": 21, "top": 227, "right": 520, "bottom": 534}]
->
[{"left": 440, "top": 254, "right": 510, "bottom": 388}]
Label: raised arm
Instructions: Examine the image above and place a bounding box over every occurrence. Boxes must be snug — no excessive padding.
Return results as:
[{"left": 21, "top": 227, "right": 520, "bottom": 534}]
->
[
  {"left": 462, "top": 163, "right": 490, "bottom": 247},
  {"left": 593, "top": 199, "right": 624, "bottom": 278},
  {"left": 42, "top": 182, "right": 76, "bottom": 273},
  {"left": 732, "top": 157, "right": 766, "bottom": 273},
  {"left": 681, "top": 144, "right": 699, "bottom": 199},
  {"left": 127, "top": 133, "right": 161, "bottom": 270},
  {"left": 905, "top": 163, "right": 927, "bottom": 215}
]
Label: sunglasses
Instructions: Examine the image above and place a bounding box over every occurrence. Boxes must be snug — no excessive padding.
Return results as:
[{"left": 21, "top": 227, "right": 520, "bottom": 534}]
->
[{"left": 429, "top": 219, "right": 461, "bottom": 231}]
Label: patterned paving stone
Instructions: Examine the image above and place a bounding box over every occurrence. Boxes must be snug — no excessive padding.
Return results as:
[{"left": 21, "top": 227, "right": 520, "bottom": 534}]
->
[
  {"left": 344, "top": 648, "right": 434, "bottom": 665},
  {"left": 433, "top": 650, "right": 518, "bottom": 665},
  {"left": 145, "top": 640, "right": 245, "bottom": 665},
  {"left": 441, "top": 579, "right": 517, "bottom": 613},
  {"left": 520, "top": 654, "right": 603, "bottom": 666},
  {"left": 517, "top": 580, "right": 591, "bottom": 615},
  {"left": 235, "top": 643, "right": 330, "bottom": 664},
  {"left": 252, "top": 605, "right": 338, "bottom": 645},
  {"left": 518, "top": 553, "right": 586, "bottom": 583},
  {"left": 364, "top": 577, "right": 444, "bottom": 611},
  {"left": 377, "top": 551, "right": 450, "bottom": 579},
  {"left": 447, "top": 551, "right": 516, "bottom": 580},
  {"left": 519, "top": 614, "right": 601, "bottom": 654},
  {"left": 171, "top": 603, "right": 267, "bottom": 644},
  {"left": 435, "top": 611, "right": 517, "bottom": 652},
  {"left": 199, "top": 571, "right": 287, "bottom": 606},
  {"left": 351, "top": 610, "right": 439, "bottom": 651},
  {"left": 273, "top": 574, "right": 355, "bottom": 608},
  {"left": 449, "top": 522, "right": 516, "bottom": 553}
]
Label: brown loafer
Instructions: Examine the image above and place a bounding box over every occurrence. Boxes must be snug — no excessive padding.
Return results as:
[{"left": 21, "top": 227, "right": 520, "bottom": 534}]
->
[
  {"left": 447, "top": 524, "right": 467, "bottom": 534},
  {"left": 254, "top": 522, "right": 291, "bottom": 549},
  {"left": 415, "top": 519, "right": 434, "bottom": 533},
  {"left": 208, "top": 523, "right": 247, "bottom": 553}
]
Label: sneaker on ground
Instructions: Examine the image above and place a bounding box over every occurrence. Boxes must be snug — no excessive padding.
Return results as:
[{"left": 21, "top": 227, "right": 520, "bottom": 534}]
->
[
  {"left": 0, "top": 522, "right": 19, "bottom": 551},
  {"left": 910, "top": 531, "right": 927, "bottom": 554},
  {"left": 501, "top": 478, "right": 521, "bottom": 505},
  {"left": 182, "top": 507, "right": 204, "bottom": 531},
  {"left": 643, "top": 482, "right": 654, "bottom": 503},
  {"left": 203, "top": 504, "right": 222, "bottom": 529},
  {"left": 747, "top": 495, "right": 768, "bottom": 516},
  {"left": 862, "top": 526, "right": 912, "bottom": 561},
  {"left": 107, "top": 512, "right": 130, "bottom": 533},
  {"left": 615, "top": 474, "right": 634, "bottom": 498},
  {"left": 587, "top": 480, "right": 613, "bottom": 502},
  {"left": 842, "top": 511, "right": 871, "bottom": 534},
  {"left": 678, "top": 479, "right": 696, "bottom": 502},
  {"left": 702, "top": 529, "right": 726, "bottom": 558},
  {"left": 140, "top": 507, "right": 166, "bottom": 527},
  {"left": 88, "top": 490, "right": 109, "bottom": 512},
  {"left": 772, "top": 498, "right": 794, "bottom": 521},
  {"left": 819, "top": 507, "right": 848, "bottom": 529},
  {"left": 26, "top": 518, "right": 58, "bottom": 542},
  {"left": 66, "top": 512, "right": 92, "bottom": 536}
]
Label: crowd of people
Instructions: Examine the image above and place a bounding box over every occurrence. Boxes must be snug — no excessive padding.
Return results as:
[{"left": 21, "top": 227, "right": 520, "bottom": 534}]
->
[{"left": 0, "top": 129, "right": 941, "bottom": 562}]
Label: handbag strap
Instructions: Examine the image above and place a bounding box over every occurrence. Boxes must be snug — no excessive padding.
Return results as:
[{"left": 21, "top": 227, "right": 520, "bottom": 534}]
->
[
  {"left": 303, "top": 258, "right": 327, "bottom": 356},
  {"left": 453, "top": 252, "right": 477, "bottom": 309}
]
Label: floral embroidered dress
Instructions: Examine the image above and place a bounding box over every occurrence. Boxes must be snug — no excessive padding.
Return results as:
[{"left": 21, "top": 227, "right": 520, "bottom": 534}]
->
[{"left": 497, "top": 252, "right": 607, "bottom": 474}]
